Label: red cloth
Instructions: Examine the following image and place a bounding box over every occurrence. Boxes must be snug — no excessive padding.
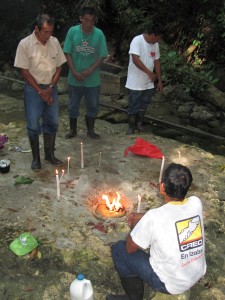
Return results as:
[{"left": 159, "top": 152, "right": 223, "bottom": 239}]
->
[{"left": 124, "top": 138, "right": 163, "bottom": 159}]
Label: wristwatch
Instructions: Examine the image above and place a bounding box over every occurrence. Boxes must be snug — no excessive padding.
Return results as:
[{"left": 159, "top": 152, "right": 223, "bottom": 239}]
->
[{"left": 49, "top": 84, "right": 54, "bottom": 89}]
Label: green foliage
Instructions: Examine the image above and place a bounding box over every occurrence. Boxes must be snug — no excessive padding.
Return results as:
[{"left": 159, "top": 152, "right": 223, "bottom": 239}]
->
[
  {"left": 161, "top": 50, "right": 218, "bottom": 95},
  {"left": 192, "top": 33, "right": 203, "bottom": 47}
]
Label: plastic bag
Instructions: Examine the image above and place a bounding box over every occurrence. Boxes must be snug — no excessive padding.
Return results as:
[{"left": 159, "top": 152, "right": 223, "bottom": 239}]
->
[{"left": 10, "top": 232, "right": 39, "bottom": 256}]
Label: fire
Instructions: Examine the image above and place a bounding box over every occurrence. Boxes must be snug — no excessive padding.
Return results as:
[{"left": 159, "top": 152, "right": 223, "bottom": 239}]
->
[{"left": 102, "top": 192, "right": 123, "bottom": 212}]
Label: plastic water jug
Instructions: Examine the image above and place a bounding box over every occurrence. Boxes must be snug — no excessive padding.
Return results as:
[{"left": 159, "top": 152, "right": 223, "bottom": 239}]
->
[{"left": 70, "top": 274, "right": 94, "bottom": 300}]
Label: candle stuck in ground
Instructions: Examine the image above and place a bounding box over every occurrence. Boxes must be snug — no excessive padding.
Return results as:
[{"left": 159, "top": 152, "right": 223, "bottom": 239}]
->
[{"left": 81, "top": 142, "right": 84, "bottom": 169}]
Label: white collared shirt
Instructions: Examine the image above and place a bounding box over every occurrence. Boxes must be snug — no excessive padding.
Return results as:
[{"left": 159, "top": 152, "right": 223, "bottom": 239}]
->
[{"left": 14, "top": 31, "right": 66, "bottom": 84}]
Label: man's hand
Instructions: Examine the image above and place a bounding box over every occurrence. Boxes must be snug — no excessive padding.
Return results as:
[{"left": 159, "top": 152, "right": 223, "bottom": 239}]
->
[
  {"left": 126, "top": 212, "right": 144, "bottom": 229},
  {"left": 147, "top": 71, "right": 157, "bottom": 82},
  {"left": 46, "top": 95, "right": 54, "bottom": 105},
  {"left": 156, "top": 80, "right": 163, "bottom": 92},
  {"left": 81, "top": 70, "right": 91, "bottom": 78},
  {"left": 73, "top": 71, "right": 85, "bottom": 81},
  {"left": 38, "top": 87, "right": 54, "bottom": 105}
]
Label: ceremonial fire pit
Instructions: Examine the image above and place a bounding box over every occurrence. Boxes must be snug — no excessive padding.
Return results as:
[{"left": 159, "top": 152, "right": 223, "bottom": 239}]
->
[{"left": 95, "top": 191, "right": 126, "bottom": 218}]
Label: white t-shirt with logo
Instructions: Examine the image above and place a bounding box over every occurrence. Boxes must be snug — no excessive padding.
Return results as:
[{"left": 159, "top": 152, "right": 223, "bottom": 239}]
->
[
  {"left": 125, "top": 34, "right": 160, "bottom": 90},
  {"left": 130, "top": 196, "right": 207, "bottom": 294}
]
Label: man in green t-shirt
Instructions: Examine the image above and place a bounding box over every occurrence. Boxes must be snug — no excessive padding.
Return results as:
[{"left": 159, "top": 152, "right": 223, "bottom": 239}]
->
[{"left": 64, "top": 6, "right": 108, "bottom": 139}]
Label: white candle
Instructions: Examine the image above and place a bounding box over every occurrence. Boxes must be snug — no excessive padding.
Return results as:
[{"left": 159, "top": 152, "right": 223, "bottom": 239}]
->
[
  {"left": 159, "top": 156, "right": 165, "bottom": 183},
  {"left": 67, "top": 157, "right": 70, "bottom": 175},
  {"left": 56, "top": 169, "right": 60, "bottom": 200},
  {"left": 178, "top": 151, "right": 181, "bottom": 161},
  {"left": 59, "top": 169, "right": 65, "bottom": 183},
  {"left": 81, "top": 142, "right": 84, "bottom": 169},
  {"left": 99, "top": 151, "right": 102, "bottom": 167},
  {"left": 137, "top": 195, "right": 141, "bottom": 213}
]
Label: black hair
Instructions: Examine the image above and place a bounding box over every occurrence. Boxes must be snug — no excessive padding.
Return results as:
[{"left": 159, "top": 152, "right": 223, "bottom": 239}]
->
[
  {"left": 36, "top": 14, "right": 54, "bottom": 30},
  {"left": 146, "top": 25, "right": 163, "bottom": 36},
  {"left": 80, "top": 6, "right": 96, "bottom": 17},
  {"left": 162, "top": 163, "right": 193, "bottom": 200}
]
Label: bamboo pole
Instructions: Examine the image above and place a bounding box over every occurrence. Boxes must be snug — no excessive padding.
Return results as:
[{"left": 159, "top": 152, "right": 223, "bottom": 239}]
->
[{"left": 0, "top": 75, "right": 24, "bottom": 84}]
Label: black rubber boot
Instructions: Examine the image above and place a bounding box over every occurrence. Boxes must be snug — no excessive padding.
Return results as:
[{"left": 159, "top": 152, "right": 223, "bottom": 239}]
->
[
  {"left": 65, "top": 118, "right": 77, "bottom": 139},
  {"left": 44, "top": 133, "right": 63, "bottom": 166},
  {"left": 85, "top": 115, "right": 100, "bottom": 139},
  {"left": 126, "top": 114, "right": 136, "bottom": 135},
  {"left": 29, "top": 136, "right": 41, "bottom": 171},
  {"left": 136, "top": 111, "right": 146, "bottom": 132},
  {"left": 106, "top": 276, "right": 144, "bottom": 300}
]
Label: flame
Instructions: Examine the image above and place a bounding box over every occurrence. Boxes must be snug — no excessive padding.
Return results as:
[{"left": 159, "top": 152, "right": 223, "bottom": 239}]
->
[{"left": 102, "top": 192, "right": 123, "bottom": 212}]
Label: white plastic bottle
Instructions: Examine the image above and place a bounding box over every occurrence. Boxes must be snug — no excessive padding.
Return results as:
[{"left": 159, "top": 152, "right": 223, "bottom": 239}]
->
[{"left": 70, "top": 274, "right": 94, "bottom": 300}]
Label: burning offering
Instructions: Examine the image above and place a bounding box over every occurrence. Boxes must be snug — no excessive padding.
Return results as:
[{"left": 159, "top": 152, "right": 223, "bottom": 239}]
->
[{"left": 95, "top": 192, "right": 126, "bottom": 218}]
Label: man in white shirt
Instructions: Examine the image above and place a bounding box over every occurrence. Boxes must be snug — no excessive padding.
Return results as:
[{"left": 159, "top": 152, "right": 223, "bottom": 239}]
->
[
  {"left": 106, "top": 163, "right": 206, "bottom": 300},
  {"left": 125, "top": 27, "right": 163, "bottom": 135}
]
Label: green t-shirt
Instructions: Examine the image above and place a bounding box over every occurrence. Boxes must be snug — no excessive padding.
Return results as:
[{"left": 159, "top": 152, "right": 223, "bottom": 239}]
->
[{"left": 63, "top": 25, "right": 108, "bottom": 87}]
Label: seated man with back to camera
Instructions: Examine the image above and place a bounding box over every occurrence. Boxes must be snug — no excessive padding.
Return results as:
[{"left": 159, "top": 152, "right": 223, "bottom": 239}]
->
[{"left": 106, "top": 163, "right": 206, "bottom": 300}]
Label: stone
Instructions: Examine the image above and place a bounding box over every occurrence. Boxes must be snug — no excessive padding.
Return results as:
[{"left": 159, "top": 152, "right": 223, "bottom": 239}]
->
[
  {"left": 152, "top": 289, "right": 190, "bottom": 300},
  {"left": 190, "top": 106, "right": 214, "bottom": 121},
  {"left": 1, "top": 78, "right": 225, "bottom": 300},
  {"left": 177, "top": 104, "right": 193, "bottom": 115},
  {"left": 57, "top": 76, "right": 68, "bottom": 94},
  {"left": 11, "top": 82, "right": 23, "bottom": 91},
  {"left": 100, "top": 71, "right": 127, "bottom": 95}
]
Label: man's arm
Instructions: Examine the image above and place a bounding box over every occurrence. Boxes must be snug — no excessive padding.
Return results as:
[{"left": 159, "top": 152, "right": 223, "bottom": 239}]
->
[
  {"left": 126, "top": 234, "right": 140, "bottom": 254},
  {"left": 51, "top": 65, "right": 62, "bottom": 87},
  {"left": 131, "top": 54, "right": 157, "bottom": 82},
  {"left": 66, "top": 53, "right": 105, "bottom": 80},
  {"left": 154, "top": 59, "right": 163, "bottom": 92},
  {"left": 21, "top": 69, "right": 53, "bottom": 105},
  {"left": 21, "top": 69, "right": 42, "bottom": 94},
  {"left": 125, "top": 212, "right": 144, "bottom": 254},
  {"left": 81, "top": 57, "right": 105, "bottom": 78},
  {"left": 65, "top": 53, "right": 85, "bottom": 81}
]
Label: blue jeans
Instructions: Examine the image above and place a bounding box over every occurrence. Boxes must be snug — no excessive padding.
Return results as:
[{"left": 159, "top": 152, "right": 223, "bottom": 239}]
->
[
  {"left": 112, "top": 240, "right": 170, "bottom": 294},
  {"left": 68, "top": 85, "right": 100, "bottom": 118},
  {"left": 24, "top": 84, "right": 59, "bottom": 138},
  {"left": 127, "top": 88, "right": 155, "bottom": 114}
]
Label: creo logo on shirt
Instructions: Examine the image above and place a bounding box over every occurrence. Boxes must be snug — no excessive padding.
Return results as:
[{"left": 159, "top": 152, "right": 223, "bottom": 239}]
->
[{"left": 175, "top": 215, "right": 203, "bottom": 252}]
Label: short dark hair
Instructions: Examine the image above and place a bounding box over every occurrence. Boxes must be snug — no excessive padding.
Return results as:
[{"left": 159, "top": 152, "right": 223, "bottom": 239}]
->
[
  {"left": 80, "top": 6, "right": 96, "bottom": 17},
  {"left": 36, "top": 14, "right": 54, "bottom": 30},
  {"left": 146, "top": 25, "right": 163, "bottom": 36},
  {"left": 162, "top": 163, "right": 193, "bottom": 200}
]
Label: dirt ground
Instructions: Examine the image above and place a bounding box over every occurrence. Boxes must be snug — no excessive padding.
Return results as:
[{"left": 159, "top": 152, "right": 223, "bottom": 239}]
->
[{"left": 0, "top": 92, "right": 225, "bottom": 299}]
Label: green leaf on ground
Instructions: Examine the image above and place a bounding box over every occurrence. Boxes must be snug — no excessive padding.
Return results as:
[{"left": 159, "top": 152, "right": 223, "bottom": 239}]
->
[{"left": 14, "top": 176, "right": 34, "bottom": 185}]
